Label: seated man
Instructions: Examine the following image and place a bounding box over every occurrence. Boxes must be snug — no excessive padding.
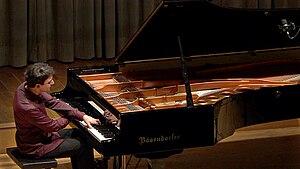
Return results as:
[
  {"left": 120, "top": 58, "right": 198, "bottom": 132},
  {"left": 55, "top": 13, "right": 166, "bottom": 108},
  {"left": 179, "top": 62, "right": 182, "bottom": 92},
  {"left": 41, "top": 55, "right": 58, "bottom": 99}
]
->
[{"left": 13, "top": 62, "right": 101, "bottom": 169}]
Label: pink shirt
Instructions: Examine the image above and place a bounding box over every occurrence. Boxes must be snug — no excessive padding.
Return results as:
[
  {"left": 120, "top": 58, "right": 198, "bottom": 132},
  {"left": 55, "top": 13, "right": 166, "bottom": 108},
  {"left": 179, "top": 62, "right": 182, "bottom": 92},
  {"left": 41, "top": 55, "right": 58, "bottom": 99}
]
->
[{"left": 13, "top": 82, "right": 85, "bottom": 157}]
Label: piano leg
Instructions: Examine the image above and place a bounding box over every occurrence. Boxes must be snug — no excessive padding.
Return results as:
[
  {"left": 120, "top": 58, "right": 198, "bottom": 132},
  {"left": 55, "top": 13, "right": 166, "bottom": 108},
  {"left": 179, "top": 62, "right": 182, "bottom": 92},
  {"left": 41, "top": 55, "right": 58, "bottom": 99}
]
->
[
  {"left": 95, "top": 157, "right": 109, "bottom": 169},
  {"left": 113, "top": 155, "right": 126, "bottom": 169}
]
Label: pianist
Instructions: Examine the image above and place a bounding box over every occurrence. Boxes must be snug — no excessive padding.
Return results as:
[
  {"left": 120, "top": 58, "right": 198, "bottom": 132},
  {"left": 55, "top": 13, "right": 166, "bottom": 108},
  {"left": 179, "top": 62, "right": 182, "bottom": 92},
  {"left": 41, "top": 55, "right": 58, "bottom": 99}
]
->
[{"left": 13, "top": 62, "right": 101, "bottom": 169}]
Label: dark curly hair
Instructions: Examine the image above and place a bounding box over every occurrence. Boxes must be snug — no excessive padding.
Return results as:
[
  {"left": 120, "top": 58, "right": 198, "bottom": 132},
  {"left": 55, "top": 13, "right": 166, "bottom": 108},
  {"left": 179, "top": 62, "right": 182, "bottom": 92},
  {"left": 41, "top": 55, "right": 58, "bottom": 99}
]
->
[{"left": 24, "top": 63, "right": 55, "bottom": 88}]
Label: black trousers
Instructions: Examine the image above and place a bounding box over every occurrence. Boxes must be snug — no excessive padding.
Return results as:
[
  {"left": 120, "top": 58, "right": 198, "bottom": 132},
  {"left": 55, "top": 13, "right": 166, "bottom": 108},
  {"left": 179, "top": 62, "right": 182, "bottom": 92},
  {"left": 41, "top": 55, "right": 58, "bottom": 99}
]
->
[{"left": 43, "top": 128, "right": 95, "bottom": 169}]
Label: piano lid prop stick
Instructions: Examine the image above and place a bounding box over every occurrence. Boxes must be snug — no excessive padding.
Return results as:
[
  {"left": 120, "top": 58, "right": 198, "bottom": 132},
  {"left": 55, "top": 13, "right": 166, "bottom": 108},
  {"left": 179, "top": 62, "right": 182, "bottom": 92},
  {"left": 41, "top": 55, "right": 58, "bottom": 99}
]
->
[{"left": 177, "top": 35, "right": 194, "bottom": 108}]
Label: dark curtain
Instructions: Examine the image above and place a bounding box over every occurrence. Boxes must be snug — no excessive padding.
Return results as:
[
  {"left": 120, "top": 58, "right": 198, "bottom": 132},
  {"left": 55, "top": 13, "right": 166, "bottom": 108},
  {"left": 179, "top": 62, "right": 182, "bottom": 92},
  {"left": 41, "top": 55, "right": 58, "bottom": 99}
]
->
[
  {"left": 0, "top": 0, "right": 299, "bottom": 67},
  {"left": 0, "top": 0, "right": 160, "bottom": 67}
]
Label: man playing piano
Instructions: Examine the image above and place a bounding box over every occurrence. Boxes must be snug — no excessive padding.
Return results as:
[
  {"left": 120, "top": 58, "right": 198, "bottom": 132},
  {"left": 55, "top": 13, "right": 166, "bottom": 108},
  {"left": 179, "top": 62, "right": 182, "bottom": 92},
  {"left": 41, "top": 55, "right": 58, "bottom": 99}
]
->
[{"left": 13, "top": 62, "right": 101, "bottom": 169}]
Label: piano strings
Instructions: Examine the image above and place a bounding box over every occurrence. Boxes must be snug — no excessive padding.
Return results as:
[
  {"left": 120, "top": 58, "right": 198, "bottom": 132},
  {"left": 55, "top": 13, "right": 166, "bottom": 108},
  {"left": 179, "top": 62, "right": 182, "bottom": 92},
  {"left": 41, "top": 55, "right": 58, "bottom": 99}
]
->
[{"left": 78, "top": 72, "right": 300, "bottom": 112}]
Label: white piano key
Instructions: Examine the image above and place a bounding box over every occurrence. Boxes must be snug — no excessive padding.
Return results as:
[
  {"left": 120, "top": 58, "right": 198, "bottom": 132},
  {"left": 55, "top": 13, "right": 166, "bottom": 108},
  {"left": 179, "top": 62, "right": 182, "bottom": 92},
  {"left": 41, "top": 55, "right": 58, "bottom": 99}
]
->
[
  {"left": 88, "top": 128, "right": 110, "bottom": 142},
  {"left": 79, "top": 121, "right": 111, "bottom": 143}
]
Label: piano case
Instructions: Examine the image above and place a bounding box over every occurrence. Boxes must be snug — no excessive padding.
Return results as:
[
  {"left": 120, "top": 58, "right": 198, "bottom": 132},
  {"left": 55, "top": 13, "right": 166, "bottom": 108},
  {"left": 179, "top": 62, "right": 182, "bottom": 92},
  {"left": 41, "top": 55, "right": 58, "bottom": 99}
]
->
[{"left": 52, "top": 0, "right": 300, "bottom": 158}]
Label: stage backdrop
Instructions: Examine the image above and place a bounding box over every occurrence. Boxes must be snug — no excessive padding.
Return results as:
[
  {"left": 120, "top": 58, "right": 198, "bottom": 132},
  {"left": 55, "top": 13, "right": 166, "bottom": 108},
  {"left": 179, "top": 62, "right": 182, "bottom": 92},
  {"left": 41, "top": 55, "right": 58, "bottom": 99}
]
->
[{"left": 0, "top": 0, "right": 299, "bottom": 67}]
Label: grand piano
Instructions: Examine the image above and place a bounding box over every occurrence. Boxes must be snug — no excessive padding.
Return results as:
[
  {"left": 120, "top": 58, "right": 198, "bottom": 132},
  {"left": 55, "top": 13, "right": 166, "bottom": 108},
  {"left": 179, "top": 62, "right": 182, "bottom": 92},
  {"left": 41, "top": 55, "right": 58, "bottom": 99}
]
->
[{"left": 52, "top": 0, "right": 300, "bottom": 166}]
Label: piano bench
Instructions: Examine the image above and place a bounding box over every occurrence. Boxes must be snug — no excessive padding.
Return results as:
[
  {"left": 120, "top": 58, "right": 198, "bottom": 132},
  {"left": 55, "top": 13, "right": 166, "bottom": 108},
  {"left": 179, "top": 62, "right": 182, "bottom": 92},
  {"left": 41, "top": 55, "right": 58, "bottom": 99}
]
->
[{"left": 6, "top": 147, "right": 57, "bottom": 169}]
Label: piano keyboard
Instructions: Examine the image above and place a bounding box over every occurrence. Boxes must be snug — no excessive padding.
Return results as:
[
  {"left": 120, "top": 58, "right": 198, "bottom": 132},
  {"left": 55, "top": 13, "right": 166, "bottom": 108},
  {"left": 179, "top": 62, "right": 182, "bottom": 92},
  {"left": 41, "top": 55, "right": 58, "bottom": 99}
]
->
[
  {"left": 78, "top": 100, "right": 116, "bottom": 143},
  {"left": 58, "top": 97, "right": 117, "bottom": 143},
  {"left": 79, "top": 121, "right": 114, "bottom": 143}
]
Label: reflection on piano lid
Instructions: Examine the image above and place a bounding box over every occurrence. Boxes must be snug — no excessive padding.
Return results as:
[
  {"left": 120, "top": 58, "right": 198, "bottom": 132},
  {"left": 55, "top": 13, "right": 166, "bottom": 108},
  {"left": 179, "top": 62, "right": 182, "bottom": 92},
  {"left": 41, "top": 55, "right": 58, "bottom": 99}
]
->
[
  {"left": 52, "top": 0, "right": 300, "bottom": 158},
  {"left": 87, "top": 100, "right": 104, "bottom": 115},
  {"left": 117, "top": 0, "right": 300, "bottom": 64}
]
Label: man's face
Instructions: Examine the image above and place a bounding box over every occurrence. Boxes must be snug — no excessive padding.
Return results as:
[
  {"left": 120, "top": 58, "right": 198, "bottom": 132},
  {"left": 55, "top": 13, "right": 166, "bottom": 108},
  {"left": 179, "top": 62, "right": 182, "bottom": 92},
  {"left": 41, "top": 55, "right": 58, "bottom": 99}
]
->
[{"left": 40, "top": 76, "right": 55, "bottom": 93}]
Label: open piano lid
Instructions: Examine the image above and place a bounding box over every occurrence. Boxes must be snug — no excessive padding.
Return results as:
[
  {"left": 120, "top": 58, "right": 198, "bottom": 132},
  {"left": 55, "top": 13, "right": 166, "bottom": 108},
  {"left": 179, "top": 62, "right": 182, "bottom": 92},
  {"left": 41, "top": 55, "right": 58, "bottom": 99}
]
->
[{"left": 116, "top": 0, "right": 300, "bottom": 64}]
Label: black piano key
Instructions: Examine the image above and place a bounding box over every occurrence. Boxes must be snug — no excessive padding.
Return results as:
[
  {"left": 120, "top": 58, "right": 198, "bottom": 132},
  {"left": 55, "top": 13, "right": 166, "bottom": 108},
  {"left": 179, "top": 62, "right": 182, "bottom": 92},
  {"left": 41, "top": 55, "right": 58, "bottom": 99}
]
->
[{"left": 93, "top": 125, "right": 115, "bottom": 138}]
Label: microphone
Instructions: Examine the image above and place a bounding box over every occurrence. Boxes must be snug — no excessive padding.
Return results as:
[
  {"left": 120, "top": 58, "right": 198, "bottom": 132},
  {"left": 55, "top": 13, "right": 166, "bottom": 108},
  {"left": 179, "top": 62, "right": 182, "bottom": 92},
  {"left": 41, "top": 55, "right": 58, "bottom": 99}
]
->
[
  {"left": 280, "top": 19, "right": 295, "bottom": 32},
  {"left": 278, "top": 19, "right": 299, "bottom": 39},
  {"left": 281, "top": 19, "right": 288, "bottom": 27}
]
